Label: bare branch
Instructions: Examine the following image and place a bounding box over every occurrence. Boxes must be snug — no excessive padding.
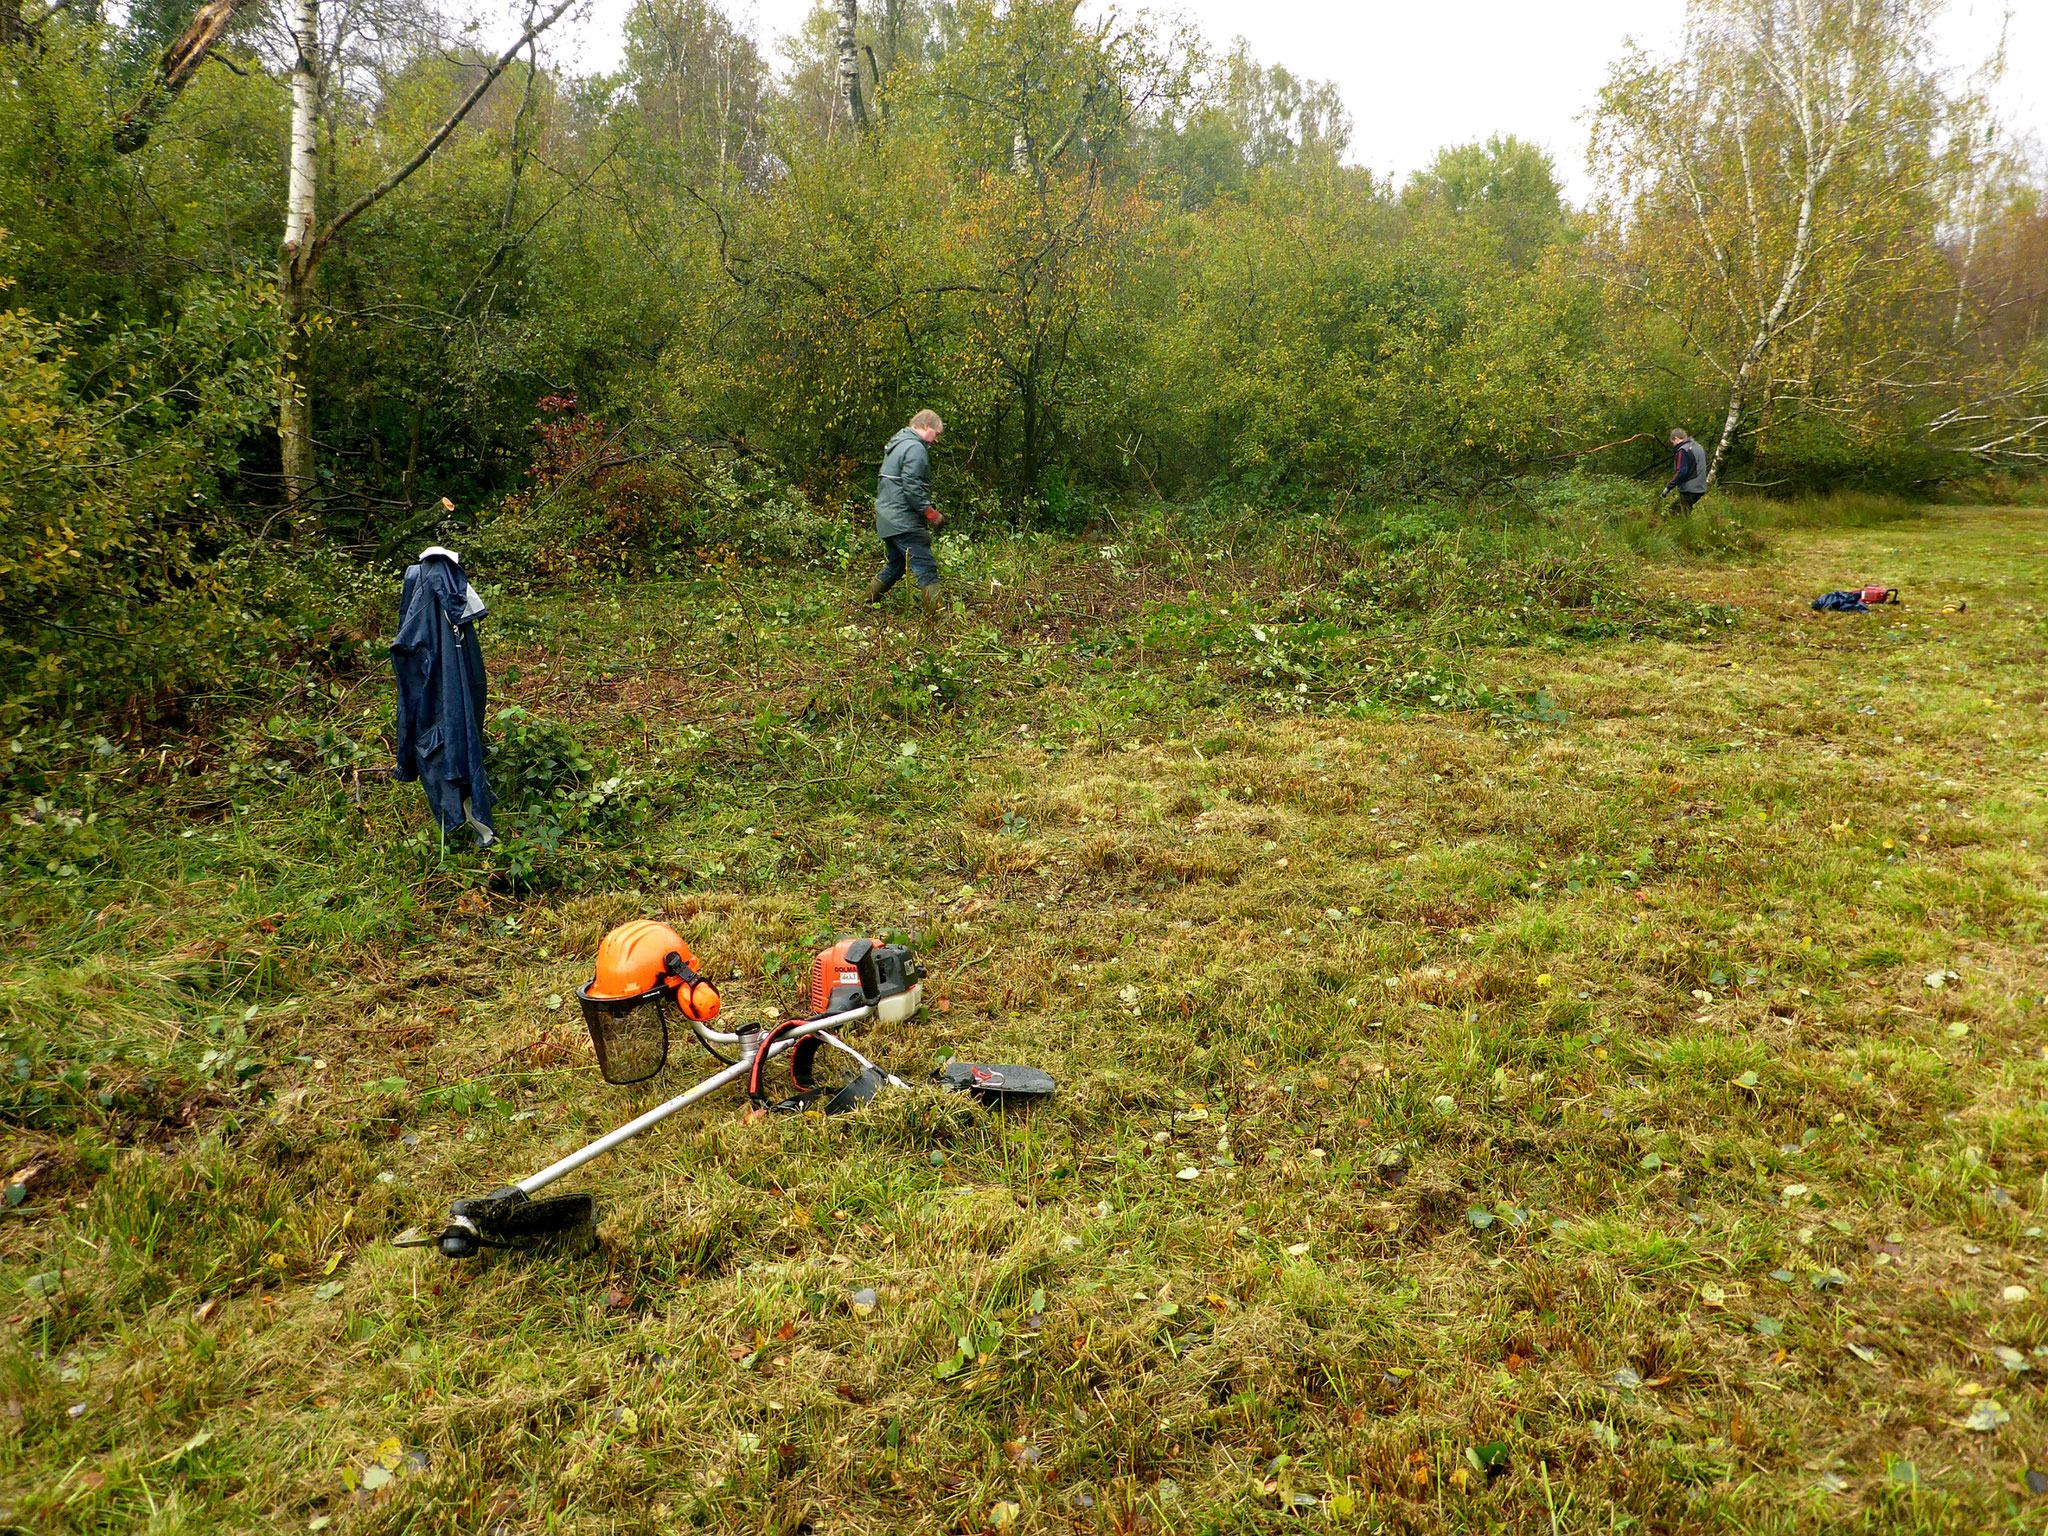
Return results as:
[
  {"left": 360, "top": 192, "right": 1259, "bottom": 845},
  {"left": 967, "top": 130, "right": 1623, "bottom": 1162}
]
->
[{"left": 305, "top": 0, "right": 578, "bottom": 265}]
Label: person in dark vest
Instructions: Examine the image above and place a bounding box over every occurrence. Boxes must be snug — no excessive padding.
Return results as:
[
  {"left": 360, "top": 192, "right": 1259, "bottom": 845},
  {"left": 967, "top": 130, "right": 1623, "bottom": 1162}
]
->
[
  {"left": 866, "top": 409, "right": 945, "bottom": 620},
  {"left": 1662, "top": 428, "right": 1710, "bottom": 511}
]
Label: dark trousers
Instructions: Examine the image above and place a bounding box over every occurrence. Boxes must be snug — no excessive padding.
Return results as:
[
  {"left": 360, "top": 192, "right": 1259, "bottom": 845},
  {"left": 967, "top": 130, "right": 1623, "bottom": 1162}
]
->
[
  {"left": 1674, "top": 490, "right": 1703, "bottom": 511},
  {"left": 875, "top": 531, "right": 939, "bottom": 592}
]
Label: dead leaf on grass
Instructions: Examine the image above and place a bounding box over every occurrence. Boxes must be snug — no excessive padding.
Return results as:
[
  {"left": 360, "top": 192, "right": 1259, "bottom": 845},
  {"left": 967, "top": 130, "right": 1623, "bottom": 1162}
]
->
[
  {"left": 1961, "top": 1399, "right": 2011, "bottom": 1433},
  {"left": 342, "top": 1436, "right": 407, "bottom": 1494}
]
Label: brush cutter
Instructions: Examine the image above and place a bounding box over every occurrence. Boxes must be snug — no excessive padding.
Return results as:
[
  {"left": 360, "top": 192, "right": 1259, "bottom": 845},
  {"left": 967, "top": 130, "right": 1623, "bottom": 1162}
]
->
[{"left": 393, "top": 923, "right": 1051, "bottom": 1260}]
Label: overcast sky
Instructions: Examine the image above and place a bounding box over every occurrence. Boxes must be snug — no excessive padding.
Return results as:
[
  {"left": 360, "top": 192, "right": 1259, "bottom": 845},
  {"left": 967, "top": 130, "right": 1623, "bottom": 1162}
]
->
[{"left": 546, "top": 0, "right": 2043, "bottom": 201}]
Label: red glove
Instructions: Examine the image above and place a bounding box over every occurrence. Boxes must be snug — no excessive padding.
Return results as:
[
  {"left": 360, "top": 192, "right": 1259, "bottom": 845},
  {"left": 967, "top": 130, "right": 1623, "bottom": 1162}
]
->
[{"left": 924, "top": 506, "right": 944, "bottom": 527}]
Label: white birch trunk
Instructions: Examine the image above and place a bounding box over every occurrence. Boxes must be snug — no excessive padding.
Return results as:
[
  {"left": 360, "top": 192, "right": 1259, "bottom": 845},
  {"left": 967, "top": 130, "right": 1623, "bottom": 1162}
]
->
[
  {"left": 835, "top": 0, "right": 866, "bottom": 131},
  {"left": 278, "top": 0, "right": 321, "bottom": 519},
  {"left": 284, "top": 0, "right": 318, "bottom": 260},
  {"left": 1705, "top": 1, "right": 1850, "bottom": 487}
]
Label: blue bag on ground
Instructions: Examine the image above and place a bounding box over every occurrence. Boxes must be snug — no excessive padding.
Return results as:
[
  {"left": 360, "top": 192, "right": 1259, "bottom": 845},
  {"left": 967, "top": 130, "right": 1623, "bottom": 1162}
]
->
[{"left": 1812, "top": 590, "right": 1869, "bottom": 613}]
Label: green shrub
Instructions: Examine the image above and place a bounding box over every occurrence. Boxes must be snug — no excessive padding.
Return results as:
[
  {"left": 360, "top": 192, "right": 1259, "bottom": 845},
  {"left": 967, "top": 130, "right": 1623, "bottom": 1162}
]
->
[
  {"left": 0, "top": 264, "right": 286, "bottom": 729},
  {"left": 486, "top": 707, "right": 646, "bottom": 833},
  {"left": 486, "top": 707, "right": 594, "bottom": 808},
  {"left": 1522, "top": 471, "right": 1662, "bottom": 521},
  {"left": 469, "top": 398, "right": 845, "bottom": 579}
]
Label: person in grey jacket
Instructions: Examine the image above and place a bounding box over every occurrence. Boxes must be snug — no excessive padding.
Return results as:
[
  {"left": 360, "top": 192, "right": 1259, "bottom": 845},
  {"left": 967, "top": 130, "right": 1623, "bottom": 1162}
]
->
[
  {"left": 866, "top": 409, "right": 945, "bottom": 618},
  {"left": 1661, "top": 428, "right": 1710, "bottom": 511}
]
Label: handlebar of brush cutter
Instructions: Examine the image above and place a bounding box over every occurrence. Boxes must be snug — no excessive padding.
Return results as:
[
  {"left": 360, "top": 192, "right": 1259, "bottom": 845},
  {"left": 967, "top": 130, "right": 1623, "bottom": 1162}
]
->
[{"left": 809, "top": 1031, "right": 908, "bottom": 1090}]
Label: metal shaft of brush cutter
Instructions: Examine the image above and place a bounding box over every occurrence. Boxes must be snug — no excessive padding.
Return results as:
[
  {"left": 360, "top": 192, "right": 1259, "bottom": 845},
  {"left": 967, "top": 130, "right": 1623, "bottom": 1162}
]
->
[{"left": 514, "top": 1003, "right": 879, "bottom": 1196}]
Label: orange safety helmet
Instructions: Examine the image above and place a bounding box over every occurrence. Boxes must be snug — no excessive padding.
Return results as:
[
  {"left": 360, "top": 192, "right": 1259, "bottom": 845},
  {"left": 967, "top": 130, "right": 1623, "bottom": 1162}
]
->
[{"left": 586, "top": 919, "right": 721, "bottom": 1022}]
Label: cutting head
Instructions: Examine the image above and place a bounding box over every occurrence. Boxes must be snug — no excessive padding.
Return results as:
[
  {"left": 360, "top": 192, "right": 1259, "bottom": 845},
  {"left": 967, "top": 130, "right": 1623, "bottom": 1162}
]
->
[
  {"left": 396, "top": 1187, "right": 597, "bottom": 1259},
  {"left": 438, "top": 1189, "right": 596, "bottom": 1257}
]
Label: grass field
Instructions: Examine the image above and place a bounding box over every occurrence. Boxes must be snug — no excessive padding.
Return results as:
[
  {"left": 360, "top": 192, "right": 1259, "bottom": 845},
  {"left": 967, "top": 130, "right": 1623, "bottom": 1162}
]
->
[{"left": 3, "top": 500, "right": 2046, "bottom": 1534}]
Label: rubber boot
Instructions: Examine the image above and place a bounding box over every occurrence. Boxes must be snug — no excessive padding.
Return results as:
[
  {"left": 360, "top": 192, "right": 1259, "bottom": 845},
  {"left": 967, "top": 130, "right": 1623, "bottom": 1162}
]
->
[
  {"left": 864, "top": 575, "right": 889, "bottom": 605},
  {"left": 917, "top": 583, "right": 944, "bottom": 624}
]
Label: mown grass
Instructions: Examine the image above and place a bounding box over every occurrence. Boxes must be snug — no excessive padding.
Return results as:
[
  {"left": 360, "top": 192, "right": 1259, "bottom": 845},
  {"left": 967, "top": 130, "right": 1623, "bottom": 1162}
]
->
[{"left": 3, "top": 500, "right": 2047, "bottom": 1534}]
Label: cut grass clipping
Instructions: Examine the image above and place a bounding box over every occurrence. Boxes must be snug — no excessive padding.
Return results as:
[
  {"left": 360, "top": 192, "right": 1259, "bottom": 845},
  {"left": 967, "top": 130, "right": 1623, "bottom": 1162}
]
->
[{"left": 4, "top": 504, "right": 2047, "bottom": 1532}]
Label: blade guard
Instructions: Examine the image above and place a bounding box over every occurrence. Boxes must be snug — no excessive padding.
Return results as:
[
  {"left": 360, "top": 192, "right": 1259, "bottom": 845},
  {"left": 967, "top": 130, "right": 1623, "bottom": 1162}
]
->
[{"left": 934, "top": 1060, "right": 1056, "bottom": 1101}]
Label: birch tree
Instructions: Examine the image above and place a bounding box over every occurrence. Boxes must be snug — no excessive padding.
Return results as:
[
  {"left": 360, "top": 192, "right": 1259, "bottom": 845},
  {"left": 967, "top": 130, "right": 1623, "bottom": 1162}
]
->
[
  {"left": 834, "top": 0, "right": 866, "bottom": 130},
  {"left": 275, "top": 0, "right": 576, "bottom": 522},
  {"left": 1590, "top": 0, "right": 1989, "bottom": 484},
  {"left": 623, "top": 0, "right": 767, "bottom": 186},
  {"left": 111, "top": 0, "right": 258, "bottom": 153}
]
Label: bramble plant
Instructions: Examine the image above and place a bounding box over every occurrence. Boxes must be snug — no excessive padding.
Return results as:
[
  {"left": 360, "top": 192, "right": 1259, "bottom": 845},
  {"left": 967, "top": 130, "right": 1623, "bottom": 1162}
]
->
[
  {"left": 0, "top": 263, "right": 285, "bottom": 729},
  {"left": 486, "top": 707, "right": 595, "bottom": 808}
]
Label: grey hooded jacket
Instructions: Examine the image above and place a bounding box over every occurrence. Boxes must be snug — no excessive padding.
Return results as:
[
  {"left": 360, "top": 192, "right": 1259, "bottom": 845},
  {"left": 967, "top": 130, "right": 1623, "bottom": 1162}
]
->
[{"left": 874, "top": 428, "right": 933, "bottom": 539}]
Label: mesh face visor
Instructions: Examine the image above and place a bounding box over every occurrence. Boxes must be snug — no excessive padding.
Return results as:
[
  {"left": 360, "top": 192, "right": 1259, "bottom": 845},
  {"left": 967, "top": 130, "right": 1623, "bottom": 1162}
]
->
[{"left": 578, "top": 983, "right": 671, "bottom": 1085}]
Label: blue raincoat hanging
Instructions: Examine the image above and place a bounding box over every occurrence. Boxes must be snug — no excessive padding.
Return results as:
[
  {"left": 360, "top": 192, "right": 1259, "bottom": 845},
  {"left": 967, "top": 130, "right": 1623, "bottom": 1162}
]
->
[{"left": 391, "top": 546, "right": 496, "bottom": 844}]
